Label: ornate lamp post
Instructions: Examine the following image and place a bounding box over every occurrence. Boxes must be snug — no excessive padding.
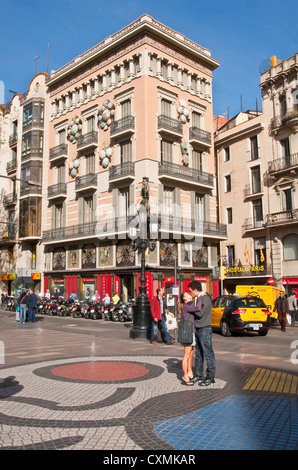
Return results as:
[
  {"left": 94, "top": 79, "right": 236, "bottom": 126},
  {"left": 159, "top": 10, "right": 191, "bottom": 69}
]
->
[{"left": 129, "top": 178, "right": 158, "bottom": 339}]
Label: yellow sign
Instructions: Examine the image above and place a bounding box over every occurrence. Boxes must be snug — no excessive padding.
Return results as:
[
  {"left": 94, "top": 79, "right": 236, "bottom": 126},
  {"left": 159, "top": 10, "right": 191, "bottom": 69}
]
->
[{"left": 32, "top": 273, "right": 41, "bottom": 280}]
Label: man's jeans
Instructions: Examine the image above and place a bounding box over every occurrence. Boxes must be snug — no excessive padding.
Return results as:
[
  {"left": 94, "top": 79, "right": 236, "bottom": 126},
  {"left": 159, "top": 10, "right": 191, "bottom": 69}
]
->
[
  {"left": 194, "top": 326, "right": 216, "bottom": 379},
  {"left": 28, "top": 307, "right": 36, "bottom": 322},
  {"left": 150, "top": 317, "right": 171, "bottom": 343},
  {"left": 19, "top": 304, "right": 27, "bottom": 323}
]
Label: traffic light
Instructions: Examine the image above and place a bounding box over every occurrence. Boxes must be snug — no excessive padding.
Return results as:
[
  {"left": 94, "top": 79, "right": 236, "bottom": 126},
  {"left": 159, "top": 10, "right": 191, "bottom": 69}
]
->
[{"left": 220, "top": 266, "right": 227, "bottom": 280}]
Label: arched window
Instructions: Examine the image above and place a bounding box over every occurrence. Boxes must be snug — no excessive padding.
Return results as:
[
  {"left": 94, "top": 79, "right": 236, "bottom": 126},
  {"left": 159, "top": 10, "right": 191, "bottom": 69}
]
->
[{"left": 283, "top": 234, "right": 298, "bottom": 260}]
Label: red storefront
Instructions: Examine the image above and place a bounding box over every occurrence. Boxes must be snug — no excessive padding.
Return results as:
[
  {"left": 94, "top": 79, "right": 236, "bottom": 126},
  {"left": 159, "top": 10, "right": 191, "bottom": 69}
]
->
[{"left": 282, "top": 278, "right": 298, "bottom": 298}]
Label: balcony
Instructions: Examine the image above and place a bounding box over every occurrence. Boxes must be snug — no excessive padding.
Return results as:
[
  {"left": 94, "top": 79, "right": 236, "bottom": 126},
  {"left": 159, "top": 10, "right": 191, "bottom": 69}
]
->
[
  {"left": 110, "top": 116, "right": 135, "bottom": 138},
  {"left": 3, "top": 193, "right": 17, "bottom": 207},
  {"left": 189, "top": 127, "right": 212, "bottom": 147},
  {"left": 265, "top": 209, "right": 298, "bottom": 227},
  {"left": 49, "top": 143, "right": 68, "bottom": 164},
  {"left": 9, "top": 132, "right": 18, "bottom": 147},
  {"left": 242, "top": 217, "right": 265, "bottom": 234},
  {"left": 159, "top": 161, "right": 214, "bottom": 189},
  {"left": 157, "top": 115, "right": 183, "bottom": 137},
  {"left": 48, "top": 183, "right": 67, "bottom": 200},
  {"left": 268, "top": 153, "right": 298, "bottom": 175},
  {"left": 6, "top": 160, "right": 18, "bottom": 174},
  {"left": 109, "top": 162, "right": 135, "bottom": 182},
  {"left": 43, "top": 221, "right": 98, "bottom": 243},
  {"left": 75, "top": 173, "right": 97, "bottom": 193},
  {"left": 76, "top": 130, "right": 98, "bottom": 152},
  {"left": 159, "top": 215, "right": 227, "bottom": 240},
  {"left": 20, "top": 185, "right": 42, "bottom": 197},
  {"left": 243, "top": 182, "right": 263, "bottom": 199},
  {"left": 270, "top": 106, "right": 298, "bottom": 133}
]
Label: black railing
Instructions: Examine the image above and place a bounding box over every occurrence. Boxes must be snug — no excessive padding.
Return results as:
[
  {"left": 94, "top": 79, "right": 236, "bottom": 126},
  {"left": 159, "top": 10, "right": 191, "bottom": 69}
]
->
[
  {"left": 109, "top": 162, "right": 135, "bottom": 180},
  {"left": 189, "top": 126, "right": 212, "bottom": 146},
  {"left": 157, "top": 115, "right": 183, "bottom": 135},
  {"left": 48, "top": 183, "right": 67, "bottom": 198},
  {"left": 268, "top": 153, "right": 298, "bottom": 173},
  {"left": 75, "top": 173, "right": 97, "bottom": 191},
  {"left": 76, "top": 131, "right": 98, "bottom": 150},
  {"left": 159, "top": 161, "right": 214, "bottom": 187},
  {"left": 49, "top": 143, "right": 68, "bottom": 161},
  {"left": 110, "top": 116, "right": 135, "bottom": 137}
]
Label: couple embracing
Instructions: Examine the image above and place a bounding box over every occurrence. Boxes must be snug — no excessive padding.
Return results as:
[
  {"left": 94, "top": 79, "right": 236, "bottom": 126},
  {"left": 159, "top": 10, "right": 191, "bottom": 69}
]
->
[{"left": 180, "top": 280, "right": 216, "bottom": 387}]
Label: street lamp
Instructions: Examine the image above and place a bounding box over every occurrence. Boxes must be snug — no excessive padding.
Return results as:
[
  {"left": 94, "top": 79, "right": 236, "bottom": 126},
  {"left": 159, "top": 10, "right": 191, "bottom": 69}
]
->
[{"left": 129, "top": 180, "right": 158, "bottom": 339}]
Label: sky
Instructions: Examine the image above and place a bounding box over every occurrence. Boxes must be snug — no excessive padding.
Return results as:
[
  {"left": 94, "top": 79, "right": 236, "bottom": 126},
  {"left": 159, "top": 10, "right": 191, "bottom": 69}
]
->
[{"left": 1, "top": 0, "right": 297, "bottom": 118}]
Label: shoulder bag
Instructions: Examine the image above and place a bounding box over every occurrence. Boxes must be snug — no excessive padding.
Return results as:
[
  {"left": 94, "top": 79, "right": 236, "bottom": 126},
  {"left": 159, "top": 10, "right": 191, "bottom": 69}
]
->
[{"left": 177, "top": 313, "right": 193, "bottom": 344}]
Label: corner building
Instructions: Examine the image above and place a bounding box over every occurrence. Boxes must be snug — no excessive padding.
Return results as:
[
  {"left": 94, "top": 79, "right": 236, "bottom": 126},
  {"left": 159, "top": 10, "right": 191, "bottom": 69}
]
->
[{"left": 43, "top": 15, "right": 227, "bottom": 305}]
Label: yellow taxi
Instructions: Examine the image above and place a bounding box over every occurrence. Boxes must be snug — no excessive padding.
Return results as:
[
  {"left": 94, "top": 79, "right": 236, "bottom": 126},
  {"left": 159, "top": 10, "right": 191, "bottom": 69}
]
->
[{"left": 212, "top": 295, "right": 271, "bottom": 337}]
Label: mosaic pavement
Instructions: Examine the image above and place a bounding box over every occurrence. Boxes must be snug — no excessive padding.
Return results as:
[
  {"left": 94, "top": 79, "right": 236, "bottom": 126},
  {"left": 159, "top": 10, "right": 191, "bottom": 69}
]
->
[{"left": 0, "top": 355, "right": 297, "bottom": 451}]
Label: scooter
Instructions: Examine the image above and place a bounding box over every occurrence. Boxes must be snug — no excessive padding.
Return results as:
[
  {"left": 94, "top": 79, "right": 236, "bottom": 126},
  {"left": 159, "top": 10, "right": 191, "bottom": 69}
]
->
[{"left": 103, "top": 303, "right": 113, "bottom": 321}]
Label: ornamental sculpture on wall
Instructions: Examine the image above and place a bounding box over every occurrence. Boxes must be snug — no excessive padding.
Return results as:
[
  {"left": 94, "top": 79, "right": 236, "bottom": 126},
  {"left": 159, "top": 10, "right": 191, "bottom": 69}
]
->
[
  {"left": 69, "top": 154, "right": 80, "bottom": 178},
  {"left": 67, "top": 115, "right": 82, "bottom": 143},
  {"left": 177, "top": 99, "right": 189, "bottom": 124},
  {"left": 99, "top": 141, "right": 113, "bottom": 168},
  {"left": 97, "top": 99, "right": 115, "bottom": 131}
]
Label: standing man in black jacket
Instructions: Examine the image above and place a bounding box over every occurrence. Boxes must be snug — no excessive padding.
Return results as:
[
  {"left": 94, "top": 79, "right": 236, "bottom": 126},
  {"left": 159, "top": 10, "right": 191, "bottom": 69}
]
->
[
  {"left": 27, "top": 289, "right": 37, "bottom": 323},
  {"left": 188, "top": 280, "right": 216, "bottom": 386}
]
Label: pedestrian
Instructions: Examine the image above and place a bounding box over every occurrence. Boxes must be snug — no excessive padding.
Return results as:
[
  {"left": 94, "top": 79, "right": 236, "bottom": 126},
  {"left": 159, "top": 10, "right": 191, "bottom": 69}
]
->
[
  {"left": 93, "top": 290, "right": 101, "bottom": 302},
  {"left": 188, "top": 280, "right": 216, "bottom": 386},
  {"left": 18, "top": 291, "right": 28, "bottom": 324},
  {"left": 70, "top": 291, "right": 78, "bottom": 302},
  {"left": 27, "top": 289, "right": 37, "bottom": 323},
  {"left": 288, "top": 291, "right": 297, "bottom": 327},
  {"left": 179, "top": 292, "right": 202, "bottom": 385},
  {"left": 273, "top": 291, "right": 289, "bottom": 332},
  {"left": 103, "top": 293, "right": 111, "bottom": 306},
  {"left": 150, "top": 288, "right": 175, "bottom": 345},
  {"left": 45, "top": 289, "right": 51, "bottom": 300},
  {"left": 112, "top": 292, "right": 120, "bottom": 305}
]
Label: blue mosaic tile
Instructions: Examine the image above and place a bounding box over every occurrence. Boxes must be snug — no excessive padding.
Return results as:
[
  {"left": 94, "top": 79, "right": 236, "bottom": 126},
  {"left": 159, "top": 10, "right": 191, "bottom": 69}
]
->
[{"left": 154, "top": 395, "right": 298, "bottom": 450}]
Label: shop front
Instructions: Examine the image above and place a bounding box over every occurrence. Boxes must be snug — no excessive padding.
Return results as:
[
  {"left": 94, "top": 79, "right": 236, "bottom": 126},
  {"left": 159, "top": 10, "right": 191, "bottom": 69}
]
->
[{"left": 282, "top": 278, "right": 298, "bottom": 298}]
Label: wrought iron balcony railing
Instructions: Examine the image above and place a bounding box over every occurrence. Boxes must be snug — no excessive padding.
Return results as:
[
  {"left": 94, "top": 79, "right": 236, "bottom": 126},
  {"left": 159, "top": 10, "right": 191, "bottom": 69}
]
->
[
  {"left": 157, "top": 115, "right": 183, "bottom": 136},
  {"left": 110, "top": 116, "right": 135, "bottom": 137},
  {"left": 268, "top": 152, "right": 298, "bottom": 174},
  {"left": 189, "top": 126, "right": 212, "bottom": 146},
  {"left": 48, "top": 183, "right": 67, "bottom": 199},
  {"left": 49, "top": 143, "right": 68, "bottom": 162},
  {"left": 265, "top": 209, "right": 298, "bottom": 226},
  {"left": 75, "top": 173, "right": 97, "bottom": 191},
  {"left": 76, "top": 130, "right": 98, "bottom": 151},
  {"left": 159, "top": 161, "right": 214, "bottom": 187},
  {"left": 109, "top": 161, "right": 135, "bottom": 181}
]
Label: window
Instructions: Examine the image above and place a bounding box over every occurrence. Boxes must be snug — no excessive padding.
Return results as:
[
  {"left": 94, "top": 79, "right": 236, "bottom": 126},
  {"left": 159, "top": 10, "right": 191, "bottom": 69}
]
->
[
  {"left": 193, "top": 149, "right": 203, "bottom": 171},
  {"left": 121, "top": 99, "right": 131, "bottom": 118},
  {"left": 119, "top": 188, "right": 129, "bottom": 218},
  {"left": 280, "top": 94, "right": 287, "bottom": 117},
  {"left": 161, "top": 139, "right": 173, "bottom": 162},
  {"left": 21, "top": 161, "right": 42, "bottom": 191},
  {"left": 192, "top": 111, "right": 201, "bottom": 128},
  {"left": 226, "top": 208, "right": 233, "bottom": 224},
  {"left": 163, "top": 187, "right": 174, "bottom": 215},
  {"left": 86, "top": 153, "right": 95, "bottom": 174},
  {"left": 227, "top": 245, "right": 235, "bottom": 265},
  {"left": 161, "top": 98, "right": 172, "bottom": 117},
  {"left": 282, "top": 188, "right": 293, "bottom": 211},
  {"left": 195, "top": 193, "right": 205, "bottom": 220},
  {"left": 120, "top": 139, "right": 132, "bottom": 163},
  {"left": 225, "top": 174, "right": 231, "bottom": 192},
  {"left": 53, "top": 204, "right": 64, "bottom": 229},
  {"left": 281, "top": 138, "right": 290, "bottom": 159},
  {"left": 23, "top": 101, "right": 44, "bottom": 129},
  {"left": 86, "top": 116, "right": 95, "bottom": 132},
  {"left": 58, "top": 129, "right": 66, "bottom": 144},
  {"left": 252, "top": 199, "right": 263, "bottom": 226},
  {"left": 57, "top": 164, "right": 65, "bottom": 184},
  {"left": 82, "top": 196, "right": 94, "bottom": 223},
  {"left": 224, "top": 147, "right": 230, "bottom": 162},
  {"left": 254, "top": 237, "right": 266, "bottom": 266},
  {"left": 251, "top": 166, "right": 261, "bottom": 194},
  {"left": 19, "top": 197, "right": 41, "bottom": 237},
  {"left": 250, "top": 136, "right": 259, "bottom": 161},
  {"left": 283, "top": 234, "right": 298, "bottom": 260}
]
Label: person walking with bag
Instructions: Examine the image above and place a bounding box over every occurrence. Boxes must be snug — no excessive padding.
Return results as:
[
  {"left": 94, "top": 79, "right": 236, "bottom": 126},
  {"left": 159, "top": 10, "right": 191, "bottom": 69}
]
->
[
  {"left": 288, "top": 291, "right": 297, "bottom": 327},
  {"left": 27, "top": 289, "right": 37, "bottom": 323},
  {"left": 150, "top": 288, "right": 175, "bottom": 345}
]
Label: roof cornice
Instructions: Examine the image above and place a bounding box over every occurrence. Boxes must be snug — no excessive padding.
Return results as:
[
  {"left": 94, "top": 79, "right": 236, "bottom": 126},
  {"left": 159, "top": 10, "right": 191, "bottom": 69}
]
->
[{"left": 47, "top": 14, "right": 219, "bottom": 87}]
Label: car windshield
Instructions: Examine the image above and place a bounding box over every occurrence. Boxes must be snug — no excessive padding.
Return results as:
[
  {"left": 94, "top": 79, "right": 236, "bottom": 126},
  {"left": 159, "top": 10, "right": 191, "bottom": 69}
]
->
[{"left": 236, "top": 297, "right": 266, "bottom": 308}]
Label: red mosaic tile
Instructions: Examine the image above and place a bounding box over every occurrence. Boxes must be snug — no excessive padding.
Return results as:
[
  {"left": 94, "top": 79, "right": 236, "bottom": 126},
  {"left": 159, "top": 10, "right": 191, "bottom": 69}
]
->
[{"left": 50, "top": 361, "right": 149, "bottom": 382}]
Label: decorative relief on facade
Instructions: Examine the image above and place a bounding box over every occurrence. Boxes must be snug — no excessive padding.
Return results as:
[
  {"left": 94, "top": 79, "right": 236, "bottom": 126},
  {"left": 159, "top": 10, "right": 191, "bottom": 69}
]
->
[
  {"left": 160, "top": 241, "right": 178, "bottom": 266},
  {"left": 97, "top": 99, "right": 115, "bottom": 131},
  {"left": 98, "top": 246, "right": 113, "bottom": 266},
  {"left": 69, "top": 154, "right": 80, "bottom": 178},
  {"left": 177, "top": 99, "right": 189, "bottom": 124},
  {"left": 99, "top": 141, "right": 113, "bottom": 168},
  {"left": 181, "top": 136, "right": 190, "bottom": 166},
  {"left": 193, "top": 245, "right": 208, "bottom": 268},
  {"left": 82, "top": 244, "right": 96, "bottom": 269},
  {"left": 116, "top": 241, "right": 135, "bottom": 267},
  {"left": 67, "top": 115, "right": 82, "bottom": 143},
  {"left": 53, "top": 248, "right": 66, "bottom": 270}
]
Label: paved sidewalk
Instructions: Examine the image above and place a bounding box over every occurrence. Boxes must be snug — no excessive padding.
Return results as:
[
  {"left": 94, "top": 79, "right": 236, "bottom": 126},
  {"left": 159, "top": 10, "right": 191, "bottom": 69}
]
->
[{"left": 0, "top": 311, "right": 297, "bottom": 451}]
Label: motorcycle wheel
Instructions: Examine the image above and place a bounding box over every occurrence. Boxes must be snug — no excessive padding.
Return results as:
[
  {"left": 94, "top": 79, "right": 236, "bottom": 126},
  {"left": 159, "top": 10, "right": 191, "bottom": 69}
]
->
[{"left": 112, "top": 311, "right": 119, "bottom": 322}]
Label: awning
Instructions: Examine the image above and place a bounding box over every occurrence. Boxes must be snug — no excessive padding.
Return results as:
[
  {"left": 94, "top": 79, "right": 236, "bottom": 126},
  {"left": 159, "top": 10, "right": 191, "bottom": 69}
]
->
[{"left": 11, "top": 276, "right": 34, "bottom": 285}]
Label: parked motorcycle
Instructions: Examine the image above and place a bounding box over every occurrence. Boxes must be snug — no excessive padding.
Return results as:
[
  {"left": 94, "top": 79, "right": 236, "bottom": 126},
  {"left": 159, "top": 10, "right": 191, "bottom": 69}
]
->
[
  {"left": 72, "top": 300, "right": 84, "bottom": 318},
  {"left": 103, "top": 303, "right": 113, "bottom": 321},
  {"left": 4, "top": 296, "right": 16, "bottom": 311},
  {"left": 89, "top": 301, "right": 103, "bottom": 320}
]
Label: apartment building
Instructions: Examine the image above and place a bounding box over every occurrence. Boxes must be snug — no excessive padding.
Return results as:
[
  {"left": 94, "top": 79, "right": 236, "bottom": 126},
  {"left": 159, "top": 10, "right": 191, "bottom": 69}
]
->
[
  {"left": 214, "top": 53, "right": 298, "bottom": 295},
  {"left": 0, "top": 73, "right": 49, "bottom": 295},
  {"left": 42, "top": 14, "right": 226, "bottom": 304}
]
